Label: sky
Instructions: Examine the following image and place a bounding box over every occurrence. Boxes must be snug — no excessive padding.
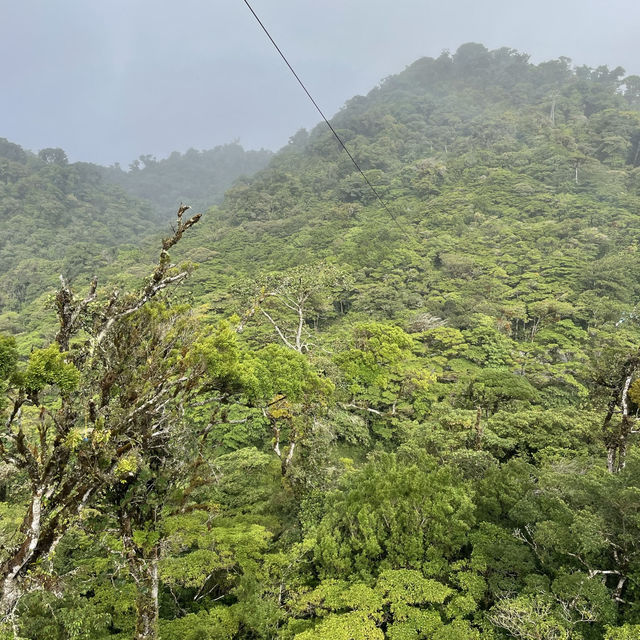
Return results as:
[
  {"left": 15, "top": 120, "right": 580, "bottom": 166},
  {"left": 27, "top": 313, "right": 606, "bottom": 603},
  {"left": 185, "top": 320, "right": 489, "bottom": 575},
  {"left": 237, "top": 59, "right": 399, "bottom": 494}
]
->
[{"left": 2, "top": 0, "right": 639, "bottom": 166}]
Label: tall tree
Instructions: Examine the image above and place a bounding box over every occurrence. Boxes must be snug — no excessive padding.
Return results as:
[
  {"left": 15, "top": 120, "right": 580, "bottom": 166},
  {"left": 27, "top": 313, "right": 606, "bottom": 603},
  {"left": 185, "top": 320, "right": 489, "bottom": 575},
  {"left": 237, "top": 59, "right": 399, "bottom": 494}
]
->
[
  {"left": 0, "top": 206, "right": 200, "bottom": 616},
  {"left": 242, "top": 263, "right": 348, "bottom": 353}
]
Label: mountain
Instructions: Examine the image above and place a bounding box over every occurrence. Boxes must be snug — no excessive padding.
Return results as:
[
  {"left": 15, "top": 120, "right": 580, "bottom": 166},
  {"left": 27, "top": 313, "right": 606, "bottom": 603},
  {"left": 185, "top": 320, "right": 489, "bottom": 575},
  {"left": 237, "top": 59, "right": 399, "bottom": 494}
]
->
[
  {"left": 98, "top": 142, "right": 272, "bottom": 220},
  {"left": 0, "top": 140, "right": 163, "bottom": 313},
  {"left": 4, "top": 44, "right": 640, "bottom": 639},
  {"left": 177, "top": 43, "right": 640, "bottom": 339},
  {"left": 0, "top": 139, "right": 272, "bottom": 318}
]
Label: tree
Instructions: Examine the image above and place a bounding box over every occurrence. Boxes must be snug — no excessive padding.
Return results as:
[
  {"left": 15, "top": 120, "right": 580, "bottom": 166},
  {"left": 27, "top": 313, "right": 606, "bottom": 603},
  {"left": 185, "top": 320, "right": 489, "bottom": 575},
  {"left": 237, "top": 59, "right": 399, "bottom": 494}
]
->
[
  {"left": 242, "top": 263, "right": 349, "bottom": 353},
  {"left": 508, "top": 458, "right": 640, "bottom": 615},
  {"left": 591, "top": 337, "right": 640, "bottom": 473},
  {"left": 196, "top": 328, "right": 333, "bottom": 477},
  {"left": 311, "top": 452, "right": 474, "bottom": 580},
  {"left": 253, "top": 344, "right": 333, "bottom": 476},
  {"left": 101, "top": 302, "right": 200, "bottom": 640},
  {"left": 37, "top": 148, "right": 68, "bottom": 165},
  {"left": 489, "top": 596, "right": 571, "bottom": 640},
  {"left": 0, "top": 206, "right": 201, "bottom": 617},
  {"left": 335, "top": 322, "right": 435, "bottom": 420},
  {"left": 286, "top": 567, "right": 484, "bottom": 639}
]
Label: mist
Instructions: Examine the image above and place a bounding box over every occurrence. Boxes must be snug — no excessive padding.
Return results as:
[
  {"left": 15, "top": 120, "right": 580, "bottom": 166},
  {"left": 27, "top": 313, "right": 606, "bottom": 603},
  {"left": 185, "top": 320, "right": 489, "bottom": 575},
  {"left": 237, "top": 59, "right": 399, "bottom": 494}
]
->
[{"left": 2, "top": 0, "right": 639, "bottom": 165}]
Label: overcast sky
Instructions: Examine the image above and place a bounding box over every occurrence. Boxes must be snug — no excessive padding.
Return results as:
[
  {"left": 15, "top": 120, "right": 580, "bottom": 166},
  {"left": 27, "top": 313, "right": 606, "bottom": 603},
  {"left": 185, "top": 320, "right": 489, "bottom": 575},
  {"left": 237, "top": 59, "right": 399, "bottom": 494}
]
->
[{"left": 2, "top": 0, "right": 639, "bottom": 166}]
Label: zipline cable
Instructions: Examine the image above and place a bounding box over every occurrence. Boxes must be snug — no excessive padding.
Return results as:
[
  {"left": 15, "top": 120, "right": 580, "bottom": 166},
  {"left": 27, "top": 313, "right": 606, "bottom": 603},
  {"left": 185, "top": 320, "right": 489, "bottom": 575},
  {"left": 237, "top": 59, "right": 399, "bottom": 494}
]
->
[{"left": 241, "top": 0, "right": 419, "bottom": 244}]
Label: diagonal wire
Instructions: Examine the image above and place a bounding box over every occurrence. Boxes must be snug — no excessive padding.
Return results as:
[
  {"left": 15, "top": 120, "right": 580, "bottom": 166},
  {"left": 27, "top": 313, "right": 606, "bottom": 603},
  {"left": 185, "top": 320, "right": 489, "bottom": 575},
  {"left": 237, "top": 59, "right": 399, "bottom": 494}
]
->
[{"left": 241, "top": 0, "right": 418, "bottom": 244}]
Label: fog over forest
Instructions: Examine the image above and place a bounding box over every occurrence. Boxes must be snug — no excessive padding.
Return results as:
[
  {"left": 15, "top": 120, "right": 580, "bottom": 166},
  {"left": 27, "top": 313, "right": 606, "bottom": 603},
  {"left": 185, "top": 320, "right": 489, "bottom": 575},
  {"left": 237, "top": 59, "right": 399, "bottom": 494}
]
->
[
  {"left": 3, "top": 2, "right": 640, "bottom": 640},
  {"left": 2, "top": 0, "right": 639, "bottom": 164}
]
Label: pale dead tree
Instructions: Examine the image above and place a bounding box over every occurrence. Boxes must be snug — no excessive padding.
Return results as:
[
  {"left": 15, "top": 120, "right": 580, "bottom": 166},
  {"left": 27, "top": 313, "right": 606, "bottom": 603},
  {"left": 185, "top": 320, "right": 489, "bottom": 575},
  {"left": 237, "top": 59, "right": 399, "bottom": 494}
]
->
[
  {"left": 490, "top": 592, "right": 601, "bottom": 639},
  {"left": 406, "top": 312, "right": 446, "bottom": 333},
  {"left": 0, "top": 205, "right": 200, "bottom": 618},
  {"left": 601, "top": 349, "right": 640, "bottom": 473},
  {"left": 262, "top": 398, "right": 298, "bottom": 477},
  {"left": 243, "top": 263, "right": 349, "bottom": 353},
  {"left": 549, "top": 92, "right": 559, "bottom": 126},
  {"left": 489, "top": 596, "right": 570, "bottom": 640}
]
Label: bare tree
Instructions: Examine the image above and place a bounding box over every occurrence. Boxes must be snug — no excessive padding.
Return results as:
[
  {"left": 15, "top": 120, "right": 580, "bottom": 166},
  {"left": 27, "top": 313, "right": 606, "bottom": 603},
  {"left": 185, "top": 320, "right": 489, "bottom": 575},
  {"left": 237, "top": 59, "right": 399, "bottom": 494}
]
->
[
  {"left": 0, "top": 206, "right": 200, "bottom": 617},
  {"left": 601, "top": 349, "right": 640, "bottom": 473},
  {"left": 241, "top": 263, "right": 349, "bottom": 353}
]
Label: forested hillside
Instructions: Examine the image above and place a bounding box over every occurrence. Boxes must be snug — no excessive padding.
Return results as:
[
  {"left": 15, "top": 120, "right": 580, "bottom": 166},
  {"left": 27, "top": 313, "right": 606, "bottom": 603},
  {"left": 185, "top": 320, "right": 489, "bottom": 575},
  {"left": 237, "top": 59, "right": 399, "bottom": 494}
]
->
[
  {"left": 0, "top": 140, "right": 160, "bottom": 313},
  {"left": 99, "top": 143, "right": 272, "bottom": 222},
  {"left": 0, "top": 140, "right": 271, "bottom": 326},
  {"left": 3, "top": 44, "right": 640, "bottom": 639}
]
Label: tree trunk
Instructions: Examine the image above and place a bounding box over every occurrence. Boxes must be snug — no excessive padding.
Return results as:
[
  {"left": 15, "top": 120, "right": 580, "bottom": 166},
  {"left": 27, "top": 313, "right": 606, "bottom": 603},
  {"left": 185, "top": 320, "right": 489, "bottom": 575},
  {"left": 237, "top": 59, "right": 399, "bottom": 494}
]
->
[
  {"left": 474, "top": 406, "right": 483, "bottom": 450},
  {"left": 134, "top": 551, "right": 160, "bottom": 640},
  {"left": 0, "top": 488, "right": 45, "bottom": 616},
  {"left": 603, "top": 370, "right": 637, "bottom": 473},
  {"left": 0, "top": 573, "right": 22, "bottom": 618},
  {"left": 121, "top": 512, "right": 160, "bottom": 640}
]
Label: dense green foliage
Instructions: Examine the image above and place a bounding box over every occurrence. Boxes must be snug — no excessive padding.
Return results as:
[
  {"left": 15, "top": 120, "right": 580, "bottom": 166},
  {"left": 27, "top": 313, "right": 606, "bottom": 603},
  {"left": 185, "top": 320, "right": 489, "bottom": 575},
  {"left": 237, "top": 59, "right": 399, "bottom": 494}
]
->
[
  {"left": 3, "top": 43, "right": 640, "bottom": 638},
  {"left": 0, "top": 140, "right": 161, "bottom": 312},
  {"left": 0, "top": 140, "right": 271, "bottom": 317}
]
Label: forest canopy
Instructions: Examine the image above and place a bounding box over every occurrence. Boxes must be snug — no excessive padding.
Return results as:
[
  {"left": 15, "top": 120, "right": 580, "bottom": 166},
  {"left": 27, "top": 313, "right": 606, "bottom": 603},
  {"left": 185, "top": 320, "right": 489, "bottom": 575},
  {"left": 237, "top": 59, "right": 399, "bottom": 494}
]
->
[{"left": 2, "top": 43, "right": 640, "bottom": 639}]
